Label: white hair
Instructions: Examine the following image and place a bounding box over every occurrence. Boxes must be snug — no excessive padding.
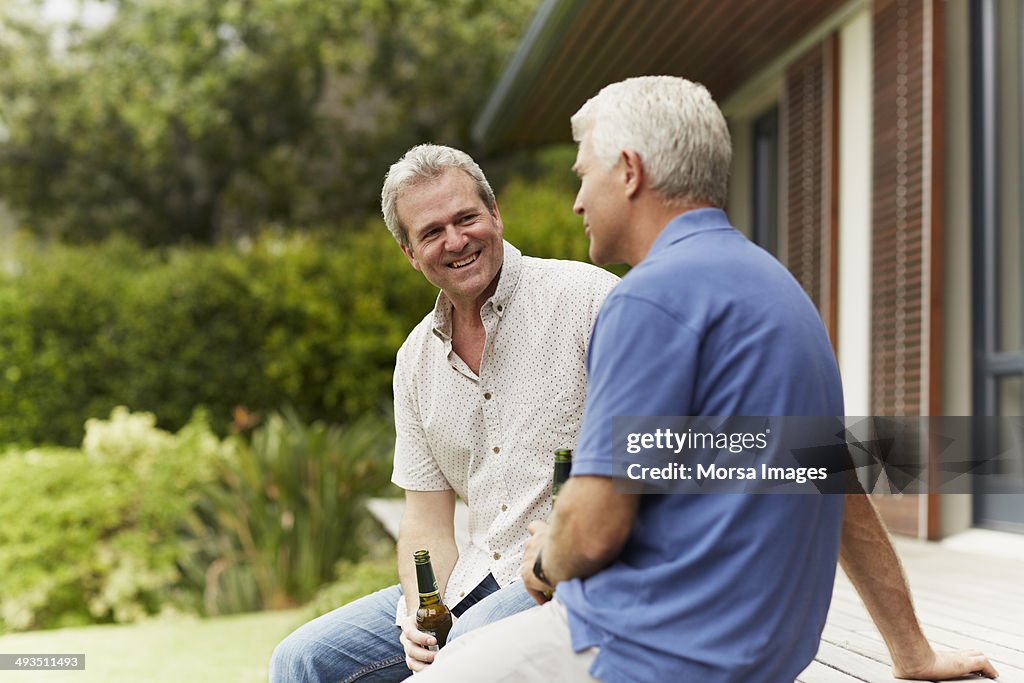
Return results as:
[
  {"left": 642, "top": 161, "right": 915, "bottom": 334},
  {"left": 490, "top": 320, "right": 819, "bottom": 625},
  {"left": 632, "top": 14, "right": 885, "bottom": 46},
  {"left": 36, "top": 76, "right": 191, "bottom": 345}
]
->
[
  {"left": 380, "top": 144, "right": 496, "bottom": 246},
  {"left": 571, "top": 76, "right": 732, "bottom": 208}
]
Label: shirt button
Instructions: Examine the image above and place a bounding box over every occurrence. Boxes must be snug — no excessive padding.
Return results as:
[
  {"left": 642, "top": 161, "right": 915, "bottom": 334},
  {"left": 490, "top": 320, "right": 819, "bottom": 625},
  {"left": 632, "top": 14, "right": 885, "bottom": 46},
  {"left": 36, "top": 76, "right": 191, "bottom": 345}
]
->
[
  {"left": 501, "top": 503, "right": 508, "bottom": 512},
  {"left": 493, "top": 552, "right": 501, "bottom": 561},
  {"left": 484, "top": 392, "right": 492, "bottom": 400},
  {"left": 496, "top": 304, "right": 503, "bottom": 312},
  {"left": 493, "top": 446, "right": 500, "bottom": 454}
]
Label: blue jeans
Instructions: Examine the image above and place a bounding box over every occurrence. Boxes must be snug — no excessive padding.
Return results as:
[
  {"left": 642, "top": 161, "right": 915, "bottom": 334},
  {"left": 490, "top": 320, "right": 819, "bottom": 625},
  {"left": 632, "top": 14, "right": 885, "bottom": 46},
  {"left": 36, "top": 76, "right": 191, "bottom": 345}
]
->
[{"left": 269, "top": 575, "right": 536, "bottom": 682}]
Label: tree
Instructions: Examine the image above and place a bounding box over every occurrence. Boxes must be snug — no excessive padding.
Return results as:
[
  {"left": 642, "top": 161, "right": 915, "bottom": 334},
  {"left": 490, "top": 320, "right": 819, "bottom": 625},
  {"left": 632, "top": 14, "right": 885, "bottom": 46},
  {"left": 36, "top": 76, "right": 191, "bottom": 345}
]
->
[{"left": 0, "top": 0, "right": 534, "bottom": 244}]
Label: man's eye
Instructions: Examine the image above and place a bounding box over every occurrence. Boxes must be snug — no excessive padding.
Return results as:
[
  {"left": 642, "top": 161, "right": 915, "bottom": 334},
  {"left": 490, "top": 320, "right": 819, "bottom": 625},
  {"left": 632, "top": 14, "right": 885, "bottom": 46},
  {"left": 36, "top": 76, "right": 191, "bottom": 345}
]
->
[{"left": 460, "top": 214, "right": 477, "bottom": 224}]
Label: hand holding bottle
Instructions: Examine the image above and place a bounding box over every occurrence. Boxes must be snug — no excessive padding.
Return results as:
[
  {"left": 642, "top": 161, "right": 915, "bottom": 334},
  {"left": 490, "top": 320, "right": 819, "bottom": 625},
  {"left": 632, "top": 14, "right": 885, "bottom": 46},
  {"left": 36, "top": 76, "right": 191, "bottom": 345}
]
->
[
  {"left": 402, "top": 549, "right": 453, "bottom": 672},
  {"left": 399, "top": 614, "right": 438, "bottom": 672}
]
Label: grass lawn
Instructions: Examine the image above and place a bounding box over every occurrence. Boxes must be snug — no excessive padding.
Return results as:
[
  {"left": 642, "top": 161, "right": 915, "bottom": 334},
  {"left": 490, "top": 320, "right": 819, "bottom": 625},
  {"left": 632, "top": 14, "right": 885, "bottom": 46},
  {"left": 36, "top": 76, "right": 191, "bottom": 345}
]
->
[
  {"left": 0, "top": 608, "right": 307, "bottom": 683},
  {"left": 0, "top": 553, "right": 398, "bottom": 682}
]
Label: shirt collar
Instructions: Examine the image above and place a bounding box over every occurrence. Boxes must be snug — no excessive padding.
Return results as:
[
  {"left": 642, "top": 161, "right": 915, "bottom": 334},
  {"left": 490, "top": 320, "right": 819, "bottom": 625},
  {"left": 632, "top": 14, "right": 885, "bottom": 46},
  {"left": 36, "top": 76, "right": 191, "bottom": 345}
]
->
[
  {"left": 431, "top": 240, "right": 523, "bottom": 341},
  {"left": 648, "top": 207, "right": 734, "bottom": 256}
]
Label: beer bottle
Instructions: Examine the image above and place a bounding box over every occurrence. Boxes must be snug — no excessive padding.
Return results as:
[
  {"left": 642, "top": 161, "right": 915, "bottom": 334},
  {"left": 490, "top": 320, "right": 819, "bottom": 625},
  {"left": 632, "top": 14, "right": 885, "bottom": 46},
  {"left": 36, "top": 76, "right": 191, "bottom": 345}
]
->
[
  {"left": 413, "top": 549, "right": 452, "bottom": 650},
  {"left": 552, "top": 448, "right": 573, "bottom": 503}
]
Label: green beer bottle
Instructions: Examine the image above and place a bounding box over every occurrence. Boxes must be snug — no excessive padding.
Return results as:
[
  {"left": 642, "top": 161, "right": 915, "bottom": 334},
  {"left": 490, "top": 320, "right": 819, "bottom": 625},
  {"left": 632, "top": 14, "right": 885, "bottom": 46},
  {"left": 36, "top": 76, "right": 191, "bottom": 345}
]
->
[
  {"left": 552, "top": 448, "right": 573, "bottom": 503},
  {"left": 413, "top": 549, "right": 452, "bottom": 650}
]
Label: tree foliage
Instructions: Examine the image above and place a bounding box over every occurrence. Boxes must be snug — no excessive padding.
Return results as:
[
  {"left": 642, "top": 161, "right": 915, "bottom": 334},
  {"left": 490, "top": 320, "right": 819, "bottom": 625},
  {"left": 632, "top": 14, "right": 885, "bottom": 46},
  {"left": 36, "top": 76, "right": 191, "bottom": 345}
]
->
[{"left": 0, "top": 0, "right": 534, "bottom": 244}]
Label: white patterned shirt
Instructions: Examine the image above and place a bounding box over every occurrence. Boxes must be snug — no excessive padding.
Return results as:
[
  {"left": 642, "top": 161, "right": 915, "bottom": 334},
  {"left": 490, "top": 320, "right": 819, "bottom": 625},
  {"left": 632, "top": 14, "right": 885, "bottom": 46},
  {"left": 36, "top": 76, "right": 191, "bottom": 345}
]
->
[{"left": 391, "top": 241, "right": 619, "bottom": 620}]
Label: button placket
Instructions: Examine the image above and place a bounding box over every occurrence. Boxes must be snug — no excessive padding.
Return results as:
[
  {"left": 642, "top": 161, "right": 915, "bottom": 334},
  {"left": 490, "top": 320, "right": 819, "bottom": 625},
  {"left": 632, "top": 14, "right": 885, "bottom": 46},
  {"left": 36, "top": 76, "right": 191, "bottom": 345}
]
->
[{"left": 479, "top": 350, "right": 512, "bottom": 550}]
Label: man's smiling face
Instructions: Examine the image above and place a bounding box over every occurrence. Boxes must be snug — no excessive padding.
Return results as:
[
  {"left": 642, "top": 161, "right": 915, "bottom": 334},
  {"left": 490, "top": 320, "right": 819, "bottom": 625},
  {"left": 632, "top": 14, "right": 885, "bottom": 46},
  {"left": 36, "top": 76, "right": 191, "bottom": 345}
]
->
[{"left": 397, "top": 169, "right": 505, "bottom": 309}]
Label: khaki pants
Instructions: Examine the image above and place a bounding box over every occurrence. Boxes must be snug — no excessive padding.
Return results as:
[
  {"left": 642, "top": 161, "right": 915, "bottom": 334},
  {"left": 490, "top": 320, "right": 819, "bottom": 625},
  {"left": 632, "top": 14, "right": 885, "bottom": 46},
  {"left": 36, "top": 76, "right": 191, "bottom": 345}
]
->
[{"left": 415, "top": 599, "right": 600, "bottom": 682}]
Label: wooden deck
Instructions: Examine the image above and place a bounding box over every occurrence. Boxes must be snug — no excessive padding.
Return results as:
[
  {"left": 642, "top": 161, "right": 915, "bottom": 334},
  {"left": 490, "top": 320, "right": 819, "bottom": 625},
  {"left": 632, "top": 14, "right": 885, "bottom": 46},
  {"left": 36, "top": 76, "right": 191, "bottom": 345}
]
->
[
  {"left": 808, "top": 529, "right": 1024, "bottom": 682},
  {"left": 367, "top": 500, "right": 1024, "bottom": 682}
]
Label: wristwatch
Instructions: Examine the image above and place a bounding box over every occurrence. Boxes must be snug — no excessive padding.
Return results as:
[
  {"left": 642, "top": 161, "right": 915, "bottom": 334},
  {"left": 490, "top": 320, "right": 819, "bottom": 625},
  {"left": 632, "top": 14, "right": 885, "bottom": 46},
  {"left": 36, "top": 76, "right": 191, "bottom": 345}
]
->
[{"left": 532, "top": 551, "right": 552, "bottom": 587}]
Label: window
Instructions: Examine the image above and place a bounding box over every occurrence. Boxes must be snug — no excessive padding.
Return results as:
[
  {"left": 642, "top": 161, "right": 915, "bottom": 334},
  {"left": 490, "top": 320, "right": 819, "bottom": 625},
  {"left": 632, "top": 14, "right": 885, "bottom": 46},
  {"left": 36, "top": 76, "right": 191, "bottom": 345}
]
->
[
  {"left": 971, "top": 0, "right": 1024, "bottom": 530},
  {"left": 751, "top": 107, "right": 779, "bottom": 255}
]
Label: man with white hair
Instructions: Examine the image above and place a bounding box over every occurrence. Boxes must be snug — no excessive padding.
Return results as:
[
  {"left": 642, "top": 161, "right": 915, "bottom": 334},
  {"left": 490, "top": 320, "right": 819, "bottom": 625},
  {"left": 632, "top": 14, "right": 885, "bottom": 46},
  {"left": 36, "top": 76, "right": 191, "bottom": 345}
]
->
[{"left": 414, "top": 77, "right": 998, "bottom": 682}]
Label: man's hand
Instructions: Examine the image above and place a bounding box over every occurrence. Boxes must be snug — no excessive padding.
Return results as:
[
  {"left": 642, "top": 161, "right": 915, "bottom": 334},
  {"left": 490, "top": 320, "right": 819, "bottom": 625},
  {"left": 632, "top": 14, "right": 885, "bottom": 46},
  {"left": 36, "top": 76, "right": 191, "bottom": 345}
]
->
[
  {"left": 519, "top": 520, "right": 552, "bottom": 604},
  {"left": 399, "top": 614, "right": 438, "bottom": 673},
  {"left": 893, "top": 648, "right": 999, "bottom": 680}
]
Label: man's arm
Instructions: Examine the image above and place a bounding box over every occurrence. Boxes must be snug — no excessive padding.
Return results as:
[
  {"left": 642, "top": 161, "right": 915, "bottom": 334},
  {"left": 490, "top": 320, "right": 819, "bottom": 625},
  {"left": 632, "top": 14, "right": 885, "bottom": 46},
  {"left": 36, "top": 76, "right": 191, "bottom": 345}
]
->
[
  {"left": 520, "top": 476, "right": 637, "bottom": 602},
  {"left": 396, "top": 489, "right": 458, "bottom": 671},
  {"left": 840, "top": 492, "right": 998, "bottom": 680}
]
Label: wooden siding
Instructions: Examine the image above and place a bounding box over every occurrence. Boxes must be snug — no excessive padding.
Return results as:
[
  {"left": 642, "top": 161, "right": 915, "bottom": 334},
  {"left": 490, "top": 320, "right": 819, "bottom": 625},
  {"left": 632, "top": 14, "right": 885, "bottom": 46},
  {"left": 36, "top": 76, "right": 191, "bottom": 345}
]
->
[
  {"left": 782, "top": 35, "right": 840, "bottom": 347},
  {"left": 870, "top": 0, "right": 944, "bottom": 538}
]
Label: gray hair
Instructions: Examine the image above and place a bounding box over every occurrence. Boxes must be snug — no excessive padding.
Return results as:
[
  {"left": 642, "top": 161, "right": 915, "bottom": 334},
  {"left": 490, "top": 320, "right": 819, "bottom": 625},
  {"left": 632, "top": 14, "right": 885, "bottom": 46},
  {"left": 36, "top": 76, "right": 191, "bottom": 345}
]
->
[
  {"left": 381, "top": 144, "right": 497, "bottom": 247},
  {"left": 571, "top": 76, "right": 731, "bottom": 208}
]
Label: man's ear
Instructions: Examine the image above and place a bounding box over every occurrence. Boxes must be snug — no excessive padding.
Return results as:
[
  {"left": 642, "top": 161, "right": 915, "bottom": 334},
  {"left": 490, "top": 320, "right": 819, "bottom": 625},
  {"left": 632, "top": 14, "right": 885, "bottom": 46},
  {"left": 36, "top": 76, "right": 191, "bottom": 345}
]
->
[
  {"left": 400, "top": 243, "right": 421, "bottom": 271},
  {"left": 491, "top": 201, "right": 504, "bottom": 238},
  {"left": 620, "top": 149, "right": 644, "bottom": 200}
]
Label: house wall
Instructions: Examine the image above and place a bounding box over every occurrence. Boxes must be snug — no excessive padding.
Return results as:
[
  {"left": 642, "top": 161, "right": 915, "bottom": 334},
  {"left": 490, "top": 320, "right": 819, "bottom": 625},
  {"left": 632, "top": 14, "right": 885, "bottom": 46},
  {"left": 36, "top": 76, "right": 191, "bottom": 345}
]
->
[
  {"left": 725, "top": 83, "right": 783, "bottom": 239},
  {"left": 723, "top": 0, "right": 953, "bottom": 537},
  {"left": 724, "top": 10, "right": 874, "bottom": 416}
]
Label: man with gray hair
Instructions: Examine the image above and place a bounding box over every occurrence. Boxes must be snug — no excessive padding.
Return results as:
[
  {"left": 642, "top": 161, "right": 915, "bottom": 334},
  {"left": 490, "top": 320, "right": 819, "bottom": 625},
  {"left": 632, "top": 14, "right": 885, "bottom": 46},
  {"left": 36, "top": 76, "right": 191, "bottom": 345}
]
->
[
  {"left": 269, "top": 143, "right": 620, "bottom": 682},
  {"left": 414, "top": 77, "right": 998, "bottom": 682}
]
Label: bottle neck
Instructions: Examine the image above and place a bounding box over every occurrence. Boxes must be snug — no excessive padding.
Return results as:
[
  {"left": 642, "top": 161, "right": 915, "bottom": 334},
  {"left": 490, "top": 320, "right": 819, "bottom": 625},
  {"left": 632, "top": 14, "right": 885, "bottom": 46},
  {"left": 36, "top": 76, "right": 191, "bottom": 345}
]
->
[
  {"left": 552, "top": 455, "right": 572, "bottom": 498},
  {"left": 416, "top": 561, "right": 442, "bottom": 606},
  {"left": 553, "top": 459, "right": 572, "bottom": 483}
]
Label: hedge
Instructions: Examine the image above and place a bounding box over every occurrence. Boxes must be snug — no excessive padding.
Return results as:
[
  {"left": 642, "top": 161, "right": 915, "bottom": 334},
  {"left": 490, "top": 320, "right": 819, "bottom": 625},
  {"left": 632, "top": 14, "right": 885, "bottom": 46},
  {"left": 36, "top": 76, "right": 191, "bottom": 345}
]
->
[
  {"left": 0, "top": 166, "right": 600, "bottom": 446},
  {"left": 0, "top": 228, "right": 432, "bottom": 445}
]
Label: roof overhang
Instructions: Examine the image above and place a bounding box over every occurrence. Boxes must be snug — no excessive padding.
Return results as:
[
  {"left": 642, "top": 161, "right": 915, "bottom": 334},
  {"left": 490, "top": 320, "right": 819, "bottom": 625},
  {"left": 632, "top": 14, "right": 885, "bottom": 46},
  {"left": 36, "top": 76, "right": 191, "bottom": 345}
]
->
[{"left": 472, "top": 0, "right": 852, "bottom": 155}]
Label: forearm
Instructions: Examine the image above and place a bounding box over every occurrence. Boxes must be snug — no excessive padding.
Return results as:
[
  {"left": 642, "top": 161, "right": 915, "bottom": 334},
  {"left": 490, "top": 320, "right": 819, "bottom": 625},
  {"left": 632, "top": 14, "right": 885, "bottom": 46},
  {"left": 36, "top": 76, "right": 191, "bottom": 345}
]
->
[
  {"left": 542, "top": 477, "right": 636, "bottom": 585},
  {"left": 396, "top": 492, "right": 459, "bottom": 614},
  {"left": 839, "top": 492, "right": 930, "bottom": 669}
]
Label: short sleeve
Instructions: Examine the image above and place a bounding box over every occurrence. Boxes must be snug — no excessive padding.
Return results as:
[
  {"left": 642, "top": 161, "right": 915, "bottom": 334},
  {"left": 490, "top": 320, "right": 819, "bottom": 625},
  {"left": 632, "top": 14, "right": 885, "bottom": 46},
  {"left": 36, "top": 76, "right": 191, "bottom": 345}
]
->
[{"left": 390, "top": 343, "right": 452, "bottom": 491}]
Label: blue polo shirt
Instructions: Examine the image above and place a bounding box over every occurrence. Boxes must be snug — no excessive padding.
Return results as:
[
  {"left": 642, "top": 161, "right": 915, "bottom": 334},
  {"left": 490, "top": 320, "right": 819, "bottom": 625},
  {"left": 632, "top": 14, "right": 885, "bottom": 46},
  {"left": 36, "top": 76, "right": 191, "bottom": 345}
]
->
[{"left": 556, "top": 209, "right": 845, "bottom": 683}]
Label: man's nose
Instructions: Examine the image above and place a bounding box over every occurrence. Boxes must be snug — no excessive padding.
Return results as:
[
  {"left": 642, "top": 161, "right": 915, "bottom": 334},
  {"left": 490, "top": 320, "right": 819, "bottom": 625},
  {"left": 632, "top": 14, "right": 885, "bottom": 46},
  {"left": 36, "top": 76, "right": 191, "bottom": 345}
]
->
[
  {"left": 572, "top": 193, "right": 584, "bottom": 215},
  {"left": 444, "top": 225, "right": 469, "bottom": 251}
]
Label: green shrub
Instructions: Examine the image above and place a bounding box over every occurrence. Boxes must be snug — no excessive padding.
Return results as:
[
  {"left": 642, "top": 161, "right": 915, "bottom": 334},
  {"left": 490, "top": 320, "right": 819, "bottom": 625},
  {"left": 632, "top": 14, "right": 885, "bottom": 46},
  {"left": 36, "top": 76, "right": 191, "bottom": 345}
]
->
[
  {"left": 186, "top": 408, "right": 397, "bottom": 615},
  {"left": 0, "top": 408, "right": 222, "bottom": 633},
  {"left": 0, "top": 406, "right": 397, "bottom": 631},
  {"left": 0, "top": 230, "right": 434, "bottom": 446}
]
